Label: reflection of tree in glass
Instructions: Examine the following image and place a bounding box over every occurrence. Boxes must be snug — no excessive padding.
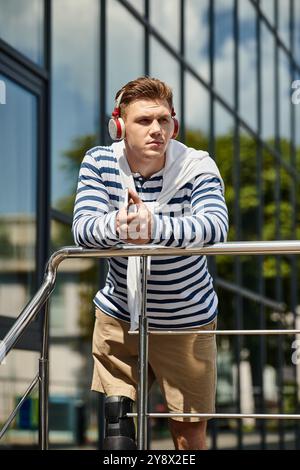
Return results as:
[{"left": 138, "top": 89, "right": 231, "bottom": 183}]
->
[
  {"left": 57, "top": 134, "right": 98, "bottom": 217},
  {"left": 185, "top": 129, "right": 300, "bottom": 280}
]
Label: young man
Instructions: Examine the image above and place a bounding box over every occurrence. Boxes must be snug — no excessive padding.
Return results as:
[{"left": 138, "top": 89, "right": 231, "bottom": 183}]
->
[{"left": 72, "top": 77, "right": 228, "bottom": 450}]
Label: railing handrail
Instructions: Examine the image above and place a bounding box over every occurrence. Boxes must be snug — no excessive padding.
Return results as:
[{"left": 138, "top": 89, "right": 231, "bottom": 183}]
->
[
  {"left": 2, "top": 240, "right": 300, "bottom": 364},
  {"left": 1, "top": 240, "right": 300, "bottom": 449}
]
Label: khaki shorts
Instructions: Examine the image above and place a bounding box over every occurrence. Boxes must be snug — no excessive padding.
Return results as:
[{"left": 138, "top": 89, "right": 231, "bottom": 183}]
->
[{"left": 92, "top": 308, "right": 217, "bottom": 422}]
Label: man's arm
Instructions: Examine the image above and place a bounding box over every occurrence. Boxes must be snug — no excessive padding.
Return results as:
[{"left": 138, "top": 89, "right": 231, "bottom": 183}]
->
[
  {"left": 150, "top": 175, "right": 229, "bottom": 247},
  {"left": 72, "top": 152, "right": 120, "bottom": 248}
]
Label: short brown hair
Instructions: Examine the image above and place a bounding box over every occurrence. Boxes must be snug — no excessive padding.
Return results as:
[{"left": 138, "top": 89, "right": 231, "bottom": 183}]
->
[{"left": 115, "top": 76, "right": 173, "bottom": 115}]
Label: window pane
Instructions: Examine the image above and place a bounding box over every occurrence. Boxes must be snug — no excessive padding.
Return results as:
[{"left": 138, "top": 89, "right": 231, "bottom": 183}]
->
[
  {"left": 185, "top": 72, "right": 209, "bottom": 149},
  {"left": 215, "top": 103, "right": 234, "bottom": 244},
  {"left": 279, "top": 167, "right": 294, "bottom": 240},
  {"left": 279, "top": 50, "right": 291, "bottom": 162},
  {"left": 0, "top": 0, "right": 44, "bottom": 65},
  {"left": 296, "top": 97, "right": 300, "bottom": 174},
  {"left": 48, "top": 342, "right": 95, "bottom": 444},
  {"left": 262, "top": 150, "right": 277, "bottom": 241},
  {"left": 107, "top": 0, "right": 144, "bottom": 112},
  {"left": 185, "top": 0, "right": 209, "bottom": 82},
  {"left": 51, "top": 0, "right": 100, "bottom": 214},
  {"left": 278, "top": 0, "right": 290, "bottom": 48},
  {"left": 240, "top": 131, "right": 258, "bottom": 241},
  {"left": 294, "top": 0, "right": 300, "bottom": 66},
  {"left": 214, "top": 0, "right": 234, "bottom": 107},
  {"left": 151, "top": 0, "right": 180, "bottom": 52},
  {"left": 0, "top": 350, "right": 40, "bottom": 446},
  {"left": 0, "top": 75, "right": 37, "bottom": 316},
  {"left": 50, "top": 219, "right": 103, "bottom": 339},
  {"left": 260, "top": 0, "right": 275, "bottom": 25},
  {"left": 239, "top": 0, "right": 257, "bottom": 131},
  {"left": 261, "top": 23, "right": 275, "bottom": 141},
  {"left": 150, "top": 39, "right": 181, "bottom": 113}
]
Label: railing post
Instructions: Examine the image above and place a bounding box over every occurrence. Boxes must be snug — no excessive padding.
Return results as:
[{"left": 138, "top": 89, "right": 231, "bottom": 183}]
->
[
  {"left": 39, "top": 299, "right": 50, "bottom": 450},
  {"left": 137, "top": 255, "right": 149, "bottom": 450}
]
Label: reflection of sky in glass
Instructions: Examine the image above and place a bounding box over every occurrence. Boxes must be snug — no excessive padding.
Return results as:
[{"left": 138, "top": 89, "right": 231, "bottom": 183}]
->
[
  {"left": 107, "top": 1, "right": 144, "bottom": 113},
  {"left": 151, "top": 0, "right": 180, "bottom": 52},
  {"left": 214, "top": 0, "right": 234, "bottom": 107},
  {"left": 295, "top": 1, "right": 300, "bottom": 67},
  {"left": 278, "top": 0, "right": 290, "bottom": 48},
  {"left": 185, "top": 73, "right": 209, "bottom": 134},
  {"left": 185, "top": 0, "right": 209, "bottom": 81},
  {"left": 261, "top": 23, "right": 275, "bottom": 139},
  {"left": 239, "top": 0, "right": 257, "bottom": 131},
  {"left": 215, "top": 101, "right": 234, "bottom": 137},
  {"left": 150, "top": 39, "right": 180, "bottom": 114},
  {"left": 260, "top": 0, "right": 275, "bottom": 25},
  {"left": 0, "top": 75, "right": 36, "bottom": 214},
  {"left": 214, "top": 103, "right": 233, "bottom": 237},
  {"left": 0, "top": 0, "right": 44, "bottom": 65},
  {"left": 214, "top": 7, "right": 234, "bottom": 57},
  {"left": 51, "top": 0, "right": 100, "bottom": 209}
]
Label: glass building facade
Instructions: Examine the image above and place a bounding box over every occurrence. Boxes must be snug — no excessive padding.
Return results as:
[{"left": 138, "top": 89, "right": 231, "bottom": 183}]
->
[{"left": 0, "top": 0, "right": 300, "bottom": 449}]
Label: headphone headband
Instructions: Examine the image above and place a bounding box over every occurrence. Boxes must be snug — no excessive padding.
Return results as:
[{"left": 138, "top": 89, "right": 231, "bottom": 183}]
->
[{"left": 113, "top": 91, "right": 124, "bottom": 117}]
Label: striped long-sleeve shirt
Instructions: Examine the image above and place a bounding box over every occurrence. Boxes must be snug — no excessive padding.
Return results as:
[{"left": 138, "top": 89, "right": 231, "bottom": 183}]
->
[{"left": 72, "top": 145, "right": 229, "bottom": 329}]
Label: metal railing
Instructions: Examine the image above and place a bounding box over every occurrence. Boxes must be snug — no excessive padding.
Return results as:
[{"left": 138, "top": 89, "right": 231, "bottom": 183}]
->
[{"left": 1, "top": 240, "right": 300, "bottom": 450}]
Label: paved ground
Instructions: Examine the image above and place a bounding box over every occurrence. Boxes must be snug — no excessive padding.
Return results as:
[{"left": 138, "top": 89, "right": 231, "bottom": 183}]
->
[
  {"left": 1, "top": 429, "right": 297, "bottom": 450},
  {"left": 150, "top": 430, "right": 296, "bottom": 450}
]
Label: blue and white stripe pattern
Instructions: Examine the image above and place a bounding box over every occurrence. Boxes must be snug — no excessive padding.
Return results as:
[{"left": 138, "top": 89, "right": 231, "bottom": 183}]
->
[{"left": 72, "top": 145, "right": 229, "bottom": 329}]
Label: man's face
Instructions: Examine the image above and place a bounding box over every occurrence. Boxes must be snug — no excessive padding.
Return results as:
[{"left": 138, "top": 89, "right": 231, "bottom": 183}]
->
[{"left": 123, "top": 99, "right": 174, "bottom": 161}]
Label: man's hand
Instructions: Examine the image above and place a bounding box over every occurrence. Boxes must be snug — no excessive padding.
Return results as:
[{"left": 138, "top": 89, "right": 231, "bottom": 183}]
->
[{"left": 116, "top": 188, "right": 153, "bottom": 244}]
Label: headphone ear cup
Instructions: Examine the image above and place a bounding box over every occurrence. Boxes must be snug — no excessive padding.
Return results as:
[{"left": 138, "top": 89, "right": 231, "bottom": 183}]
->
[
  {"left": 171, "top": 118, "right": 179, "bottom": 139},
  {"left": 108, "top": 117, "right": 126, "bottom": 140}
]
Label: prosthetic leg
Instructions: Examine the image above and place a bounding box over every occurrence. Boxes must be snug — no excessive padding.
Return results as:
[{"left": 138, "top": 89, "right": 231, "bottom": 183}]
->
[{"left": 103, "top": 395, "right": 137, "bottom": 450}]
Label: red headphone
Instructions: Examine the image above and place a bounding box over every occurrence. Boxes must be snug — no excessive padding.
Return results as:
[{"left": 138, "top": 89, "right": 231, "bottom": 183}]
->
[
  {"left": 171, "top": 108, "right": 179, "bottom": 140},
  {"left": 108, "top": 92, "right": 180, "bottom": 141}
]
